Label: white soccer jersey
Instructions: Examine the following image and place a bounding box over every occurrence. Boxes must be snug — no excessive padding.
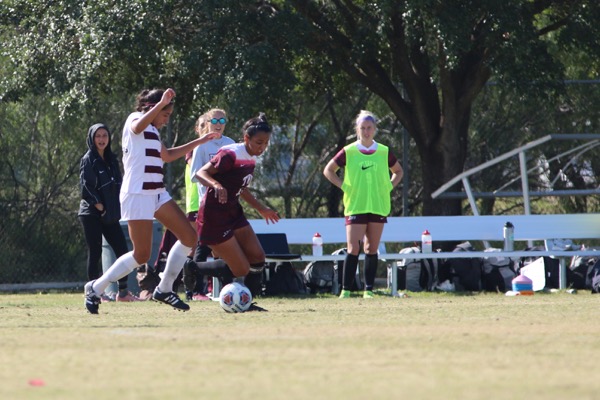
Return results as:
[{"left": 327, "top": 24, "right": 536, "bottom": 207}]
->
[
  {"left": 190, "top": 135, "right": 235, "bottom": 198},
  {"left": 121, "top": 112, "right": 165, "bottom": 195}
]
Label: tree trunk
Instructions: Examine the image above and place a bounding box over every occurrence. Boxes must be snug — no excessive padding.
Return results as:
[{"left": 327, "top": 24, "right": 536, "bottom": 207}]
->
[{"left": 413, "top": 98, "right": 474, "bottom": 216}]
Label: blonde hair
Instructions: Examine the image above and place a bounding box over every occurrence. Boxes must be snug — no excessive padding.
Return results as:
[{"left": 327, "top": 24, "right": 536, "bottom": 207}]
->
[
  {"left": 205, "top": 108, "right": 227, "bottom": 119},
  {"left": 355, "top": 110, "right": 378, "bottom": 127},
  {"left": 195, "top": 108, "right": 227, "bottom": 136}
]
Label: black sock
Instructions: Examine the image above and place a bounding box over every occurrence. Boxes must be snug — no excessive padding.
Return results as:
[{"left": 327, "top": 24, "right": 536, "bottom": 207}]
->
[
  {"left": 192, "top": 259, "right": 234, "bottom": 281},
  {"left": 342, "top": 253, "right": 359, "bottom": 290},
  {"left": 117, "top": 276, "right": 128, "bottom": 294},
  {"left": 244, "top": 263, "right": 265, "bottom": 297},
  {"left": 364, "top": 253, "right": 378, "bottom": 291},
  {"left": 182, "top": 257, "right": 196, "bottom": 293}
]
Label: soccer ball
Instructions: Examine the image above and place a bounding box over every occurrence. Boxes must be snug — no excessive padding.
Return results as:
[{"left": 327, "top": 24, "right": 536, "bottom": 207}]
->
[{"left": 219, "top": 282, "right": 252, "bottom": 313}]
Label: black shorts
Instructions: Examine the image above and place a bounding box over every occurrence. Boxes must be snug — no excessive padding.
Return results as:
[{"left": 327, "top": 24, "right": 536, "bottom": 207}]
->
[{"left": 344, "top": 213, "right": 387, "bottom": 226}]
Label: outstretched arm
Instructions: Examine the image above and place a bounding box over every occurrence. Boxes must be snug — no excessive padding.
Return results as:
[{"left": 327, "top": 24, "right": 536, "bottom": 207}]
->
[{"left": 160, "top": 131, "right": 219, "bottom": 163}]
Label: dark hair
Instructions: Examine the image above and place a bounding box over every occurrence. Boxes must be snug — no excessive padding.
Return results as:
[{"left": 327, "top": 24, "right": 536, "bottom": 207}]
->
[
  {"left": 135, "top": 89, "right": 173, "bottom": 112},
  {"left": 87, "top": 123, "right": 115, "bottom": 162},
  {"left": 242, "top": 112, "right": 271, "bottom": 137}
]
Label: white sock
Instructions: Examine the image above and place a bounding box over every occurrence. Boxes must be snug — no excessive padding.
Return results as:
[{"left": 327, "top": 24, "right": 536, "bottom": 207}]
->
[
  {"left": 157, "top": 241, "right": 191, "bottom": 293},
  {"left": 93, "top": 252, "right": 140, "bottom": 295}
]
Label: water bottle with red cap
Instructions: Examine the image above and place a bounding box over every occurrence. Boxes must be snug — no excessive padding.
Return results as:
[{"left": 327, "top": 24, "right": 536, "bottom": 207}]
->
[
  {"left": 312, "top": 232, "right": 323, "bottom": 256},
  {"left": 421, "top": 229, "right": 432, "bottom": 253}
]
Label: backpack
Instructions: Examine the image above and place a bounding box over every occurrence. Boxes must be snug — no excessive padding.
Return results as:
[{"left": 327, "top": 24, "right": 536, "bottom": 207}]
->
[
  {"left": 388, "top": 246, "right": 438, "bottom": 292},
  {"left": 568, "top": 255, "right": 599, "bottom": 290},
  {"left": 482, "top": 248, "right": 517, "bottom": 293},
  {"left": 303, "top": 260, "right": 336, "bottom": 294},
  {"left": 263, "top": 262, "right": 307, "bottom": 296},
  {"left": 589, "top": 259, "right": 600, "bottom": 294},
  {"left": 567, "top": 256, "right": 600, "bottom": 289},
  {"left": 441, "top": 241, "right": 482, "bottom": 291}
]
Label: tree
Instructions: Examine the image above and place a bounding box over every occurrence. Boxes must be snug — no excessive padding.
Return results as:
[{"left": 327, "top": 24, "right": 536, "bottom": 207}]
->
[
  {"left": 272, "top": 0, "right": 600, "bottom": 215},
  {"left": 2, "top": 1, "right": 599, "bottom": 217}
]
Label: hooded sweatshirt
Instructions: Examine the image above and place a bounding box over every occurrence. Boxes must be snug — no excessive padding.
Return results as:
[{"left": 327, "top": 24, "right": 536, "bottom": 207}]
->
[{"left": 78, "top": 123, "right": 123, "bottom": 223}]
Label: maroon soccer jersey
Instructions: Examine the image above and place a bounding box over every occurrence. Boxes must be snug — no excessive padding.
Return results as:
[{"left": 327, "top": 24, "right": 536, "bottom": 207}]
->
[{"left": 197, "top": 143, "right": 256, "bottom": 245}]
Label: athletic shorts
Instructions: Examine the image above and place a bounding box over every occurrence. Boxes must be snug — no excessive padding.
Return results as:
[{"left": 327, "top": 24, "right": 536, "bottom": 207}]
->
[
  {"left": 120, "top": 191, "right": 172, "bottom": 221},
  {"left": 197, "top": 203, "right": 249, "bottom": 246},
  {"left": 345, "top": 213, "right": 387, "bottom": 226}
]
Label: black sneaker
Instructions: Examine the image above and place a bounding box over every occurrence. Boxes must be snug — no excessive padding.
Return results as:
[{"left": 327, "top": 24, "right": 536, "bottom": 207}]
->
[
  {"left": 84, "top": 280, "right": 101, "bottom": 314},
  {"left": 185, "top": 291, "right": 193, "bottom": 301},
  {"left": 247, "top": 302, "right": 268, "bottom": 312},
  {"left": 152, "top": 288, "right": 190, "bottom": 312}
]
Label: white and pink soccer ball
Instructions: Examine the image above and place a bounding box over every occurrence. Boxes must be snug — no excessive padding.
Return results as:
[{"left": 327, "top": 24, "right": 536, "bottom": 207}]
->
[{"left": 219, "top": 282, "right": 252, "bottom": 313}]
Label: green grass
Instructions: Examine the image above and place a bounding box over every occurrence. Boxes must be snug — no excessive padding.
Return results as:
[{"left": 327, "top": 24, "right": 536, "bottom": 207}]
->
[{"left": 1, "top": 290, "right": 600, "bottom": 400}]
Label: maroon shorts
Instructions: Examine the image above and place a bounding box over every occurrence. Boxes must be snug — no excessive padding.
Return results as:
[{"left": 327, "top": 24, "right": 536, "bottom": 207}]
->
[
  {"left": 196, "top": 203, "right": 249, "bottom": 246},
  {"left": 345, "top": 213, "right": 387, "bottom": 226}
]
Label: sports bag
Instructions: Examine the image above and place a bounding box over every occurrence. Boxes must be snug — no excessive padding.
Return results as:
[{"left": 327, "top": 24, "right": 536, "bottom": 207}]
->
[
  {"left": 482, "top": 248, "right": 517, "bottom": 293},
  {"left": 568, "top": 254, "right": 599, "bottom": 290},
  {"left": 303, "top": 260, "right": 335, "bottom": 294},
  {"left": 263, "top": 262, "right": 307, "bottom": 296},
  {"left": 589, "top": 259, "right": 600, "bottom": 294},
  {"left": 388, "top": 246, "right": 438, "bottom": 292},
  {"left": 442, "top": 241, "right": 482, "bottom": 291}
]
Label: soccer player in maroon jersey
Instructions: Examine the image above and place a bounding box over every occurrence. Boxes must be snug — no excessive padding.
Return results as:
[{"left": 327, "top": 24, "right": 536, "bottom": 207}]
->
[{"left": 189, "top": 113, "right": 279, "bottom": 307}]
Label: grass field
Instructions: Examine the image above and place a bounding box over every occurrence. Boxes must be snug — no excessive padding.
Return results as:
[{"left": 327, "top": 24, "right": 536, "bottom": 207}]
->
[{"left": 1, "top": 290, "right": 600, "bottom": 400}]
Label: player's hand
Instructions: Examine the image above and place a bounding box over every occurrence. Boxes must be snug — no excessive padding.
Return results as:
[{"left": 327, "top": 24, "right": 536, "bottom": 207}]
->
[
  {"left": 259, "top": 207, "right": 280, "bottom": 225},
  {"left": 214, "top": 184, "right": 227, "bottom": 204},
  {"left": 160, "top": 88, "right": 176, "bottom": 106},
  {"left": 200, "top": 131, "right": 220, "bottom": 142}
]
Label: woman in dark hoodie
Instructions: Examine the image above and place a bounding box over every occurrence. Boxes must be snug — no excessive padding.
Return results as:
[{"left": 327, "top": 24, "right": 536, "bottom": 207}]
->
[{"left": 78, "top": 123, "right": 140, "bottom": 302}]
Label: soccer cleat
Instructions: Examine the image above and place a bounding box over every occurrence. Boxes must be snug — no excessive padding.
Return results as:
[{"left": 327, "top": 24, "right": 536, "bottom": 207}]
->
[
  {"left": 152, "top": 289, "right": 190, "bottom": 311},
  {"left": 84, "top": 280, "right": 101, "bottom": 314},
  {"left": 363, "top": 290, "right": 375, "bottom": 299},
  {"left": 116, "top": 291, "right": 141, "bottom": 302},
  {"left": 246, "top": 302, "right": 268, "bottom": 312},
  {"left": 339, "top": 289, "right": 351, "bottom": 299}
]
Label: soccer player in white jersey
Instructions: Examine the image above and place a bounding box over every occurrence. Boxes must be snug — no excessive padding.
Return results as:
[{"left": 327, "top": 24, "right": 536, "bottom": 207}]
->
[{"left": 84, "top": 88, "right": 219, "bottom": 314}]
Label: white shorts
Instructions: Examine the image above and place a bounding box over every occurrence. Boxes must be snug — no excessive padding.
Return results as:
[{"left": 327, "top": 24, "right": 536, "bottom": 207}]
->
[{"left": 120, "top": 191, "right": 172, "bottom": 221}]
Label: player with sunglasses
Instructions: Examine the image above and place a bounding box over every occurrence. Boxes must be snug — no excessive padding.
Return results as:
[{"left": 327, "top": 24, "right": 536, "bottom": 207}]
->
[{"left": 185, "top": 109, "right": 235, "bottom": 299}]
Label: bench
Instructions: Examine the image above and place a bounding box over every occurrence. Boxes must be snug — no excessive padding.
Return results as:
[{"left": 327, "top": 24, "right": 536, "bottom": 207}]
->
[{"left": 249, "top": 214, "right": 600, "bottom": 295}]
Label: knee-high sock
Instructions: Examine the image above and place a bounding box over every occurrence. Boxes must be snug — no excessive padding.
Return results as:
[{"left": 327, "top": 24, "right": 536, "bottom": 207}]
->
[
  {"left": 244, "top": 262, "right": 265, "bottom": 297},
  {"left": 342, "top": 253, "right": 359, "bottom": 290},
  {"left": 191, "top": 259, "right": 234, "bottom": 281},
  {"left": 93, "top": 252, "right": 140, "bottom": 295},
  {"left": 182, "top": 256, "right": 196, "bottom": 293},
  {"left": 158, "top": 241, "right": 191, "bottom": 293},
  {"left": 364, "top": 253, "right": 378, "bottom": 291}
]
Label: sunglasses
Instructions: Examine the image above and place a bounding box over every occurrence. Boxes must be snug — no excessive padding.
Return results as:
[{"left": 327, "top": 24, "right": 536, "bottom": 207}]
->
[{"left": 210, "top": 117, "right": 227, "bottom": 125}]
